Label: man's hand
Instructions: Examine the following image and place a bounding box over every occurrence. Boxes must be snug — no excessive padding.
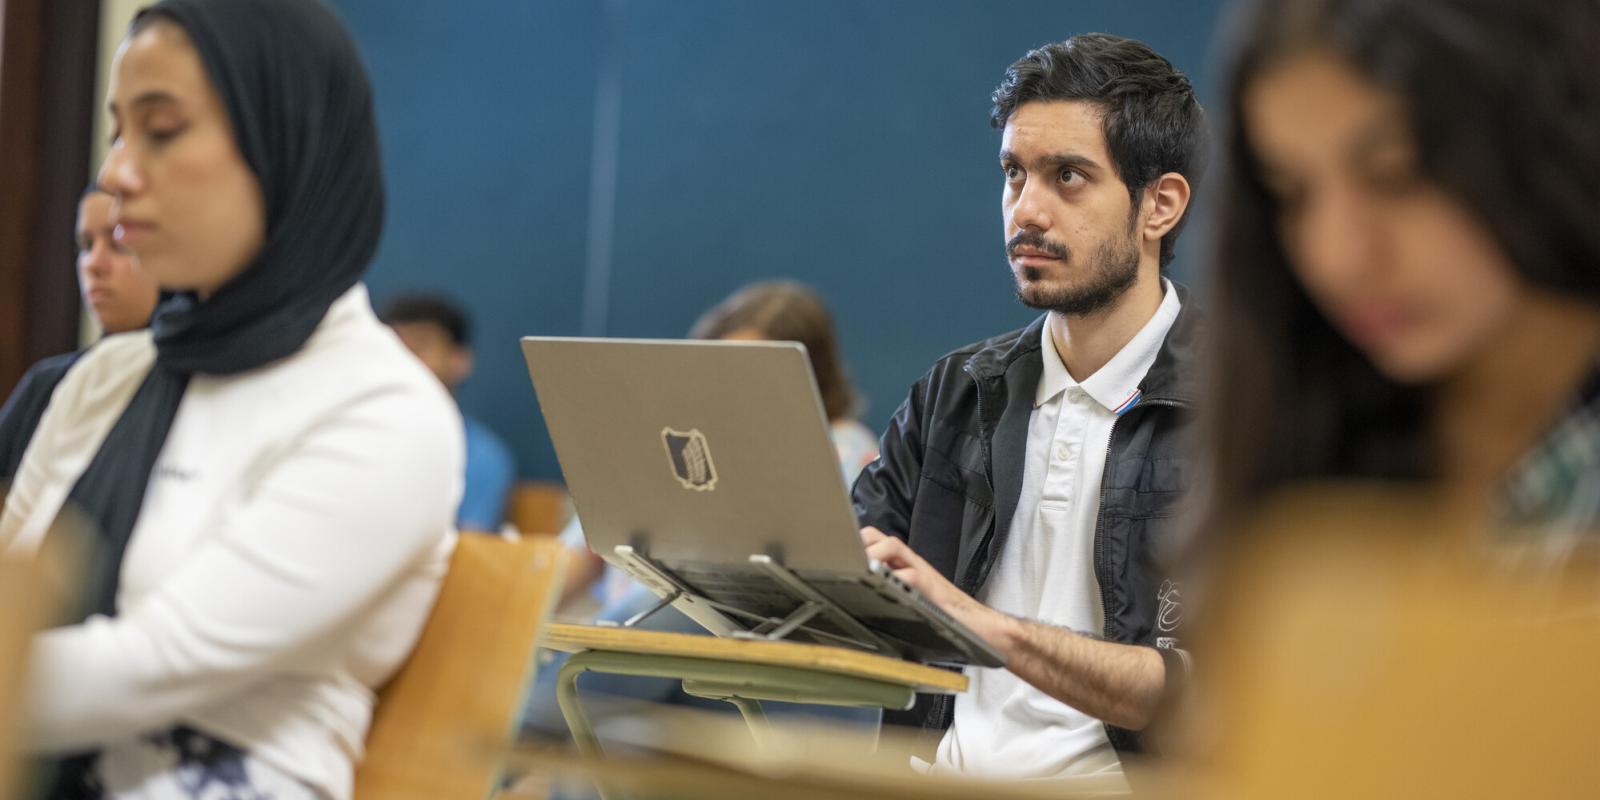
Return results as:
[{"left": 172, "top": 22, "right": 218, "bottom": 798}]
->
[
  {"left": 860, "top": 526, "right": 1166, "bottom": 730},
  {"left": 860, "top": 526, "right": 1017, "bottom": 650}
]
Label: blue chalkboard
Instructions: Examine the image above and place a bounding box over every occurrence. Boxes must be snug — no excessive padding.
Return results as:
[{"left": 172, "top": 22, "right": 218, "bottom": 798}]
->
[{"left": 330, "top": 0, "right": 1225, "bottom": 480}]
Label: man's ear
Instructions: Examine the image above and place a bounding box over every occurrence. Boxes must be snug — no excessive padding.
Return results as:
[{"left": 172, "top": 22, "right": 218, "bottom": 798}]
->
[{"left": 1141, "top": 171, "right": 1192, "bottom": 246}]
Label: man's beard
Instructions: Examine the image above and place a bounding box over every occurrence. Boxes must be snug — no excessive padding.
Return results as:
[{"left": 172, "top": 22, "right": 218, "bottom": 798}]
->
[{"left": 1010, "top": 221, "right": 1141, "bottom": 316}]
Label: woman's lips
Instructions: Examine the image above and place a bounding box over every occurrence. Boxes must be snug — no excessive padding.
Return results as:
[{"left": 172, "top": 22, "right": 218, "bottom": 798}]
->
[
  {"left": 1340, "top": 303, "right": 1415, "bottom": 348},
  {"left": 113, "top": 220, "right": 155, "bottom": 246}
]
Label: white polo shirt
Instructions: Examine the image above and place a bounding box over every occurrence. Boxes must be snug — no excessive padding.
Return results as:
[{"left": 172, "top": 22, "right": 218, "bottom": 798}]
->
[{"left": 934, "top": 280, "right": 1181, "bottom": 781}]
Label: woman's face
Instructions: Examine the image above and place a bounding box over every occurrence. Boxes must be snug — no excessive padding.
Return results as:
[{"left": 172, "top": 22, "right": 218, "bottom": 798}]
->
[
  {"left": 98, "top": 20, "right": 265, "bottom": 299},
  {"left": 77, "top": 192, "right": 160, "bottom": 335},
  {"left": 1244, "top": 51, "right": 1523, "bottom": 384}
]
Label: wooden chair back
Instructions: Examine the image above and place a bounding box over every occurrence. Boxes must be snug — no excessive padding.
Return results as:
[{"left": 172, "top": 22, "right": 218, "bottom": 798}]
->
[{"left": 355, "top": 534, "right": 566, "bottom": 800}]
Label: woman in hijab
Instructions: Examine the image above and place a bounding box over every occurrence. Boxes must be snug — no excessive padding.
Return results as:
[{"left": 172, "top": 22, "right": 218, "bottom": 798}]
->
[{"left": 1, "top": 1, "right": 463, "bottom": 797}]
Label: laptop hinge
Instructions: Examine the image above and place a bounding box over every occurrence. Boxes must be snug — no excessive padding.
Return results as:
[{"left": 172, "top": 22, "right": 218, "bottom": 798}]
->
[{"left": 605, "top": 544, "right": 708, "bottom": 630}]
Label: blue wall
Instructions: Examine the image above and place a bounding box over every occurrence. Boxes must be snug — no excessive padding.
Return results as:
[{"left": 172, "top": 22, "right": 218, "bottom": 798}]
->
[{"left": 330, "top": 0, "right": 1225, "bottom": 480}]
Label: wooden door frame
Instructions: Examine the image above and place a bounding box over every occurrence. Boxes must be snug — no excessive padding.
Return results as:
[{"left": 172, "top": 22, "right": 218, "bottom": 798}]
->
[{"left": 0, "top": 0, "right": 103, "bottom": 398}]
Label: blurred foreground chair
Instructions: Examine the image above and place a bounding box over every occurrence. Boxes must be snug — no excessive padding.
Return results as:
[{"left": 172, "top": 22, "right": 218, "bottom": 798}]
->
[
  {"left": 0, "top": 557, "right": 46, "bottom": 800},
  {"left": 0, "top": 513, "right": 87, "bottom": 800},
  {"left": 355, "top": 534, "right": 567, "bottom": 800},
  {"left": 1194, "top": 484, "right": 1600, "bottom": 800},
  {"left": 507, "top": 481, "right": 571, "bottom": 537}
]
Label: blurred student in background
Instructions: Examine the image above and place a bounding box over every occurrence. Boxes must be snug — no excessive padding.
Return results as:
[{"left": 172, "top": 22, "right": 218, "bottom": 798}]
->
[
  {"left": 1178, "top": 4, "right": 1600, "bottom": 789},
  {"left": 78, "top": 189, "right": 162, "bottom": 338},
  {"left": 0, "top": 189, "right": 161, "bottom": 484},
  {"left": 1, "top": 0, "right": 463, "bottom": 796},
  {"left": 383, "top": 293, "right": 516, "bottom": 533},
  {"left": 689, "top": 280, "right": 881, "bottom": 479},
  {"left": 1203, "top": 0, "right": 1600, "bottom": 554}
]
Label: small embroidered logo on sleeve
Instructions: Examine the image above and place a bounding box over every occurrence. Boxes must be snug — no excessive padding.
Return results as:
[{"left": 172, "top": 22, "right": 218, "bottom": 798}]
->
[{"left": 1157, "top": 579, "right": 1183, "bottom": 632}]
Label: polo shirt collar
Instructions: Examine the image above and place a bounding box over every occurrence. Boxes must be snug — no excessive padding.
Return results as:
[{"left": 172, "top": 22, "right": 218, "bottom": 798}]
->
[{"left": 1035, "top": 278, "right": 1182, "bottom": 415}]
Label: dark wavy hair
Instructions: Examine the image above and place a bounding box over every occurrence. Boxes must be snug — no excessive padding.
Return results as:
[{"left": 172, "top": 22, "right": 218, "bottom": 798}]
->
[
  {"left": 379, "top": 293, "right": 471, "bottom": 347},
  {"left": 690, "top": 281, "right": 859, "bottom": 421},
  {"left": 991, "top": 33, "right": 1208, "bottom": 268},
  {"left": 1200, "top": 0, "right": 1600, "bottom": 533}
]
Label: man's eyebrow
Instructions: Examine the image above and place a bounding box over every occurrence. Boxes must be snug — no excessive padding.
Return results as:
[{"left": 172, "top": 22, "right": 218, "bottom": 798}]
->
[{"left": 998, "top": 149, "right": 1106, "bottom": 173}]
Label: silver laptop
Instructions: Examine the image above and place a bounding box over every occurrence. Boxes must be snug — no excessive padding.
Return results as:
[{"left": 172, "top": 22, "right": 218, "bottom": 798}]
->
[{"left": 522, "top": 336, "right": 1004, "bottom": 667}]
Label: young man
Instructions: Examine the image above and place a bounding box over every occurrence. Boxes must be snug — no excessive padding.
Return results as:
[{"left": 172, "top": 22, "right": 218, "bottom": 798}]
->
[
  {"left": 0, "top": 189, "right": 161, "bottom": 482},
  {"left": 381, "top": 293, "right": 516, "bottom": 532},
  {"left": 852, "top": 34, "right": 1206, "bottom": 780}
]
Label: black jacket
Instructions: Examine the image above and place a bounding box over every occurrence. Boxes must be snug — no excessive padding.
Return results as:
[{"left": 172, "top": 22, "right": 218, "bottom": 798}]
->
[
  {"left": 852, "top": 286, "right": 1200, "bottom": 755},
  {"left": 0, "top": 350, "right": 82, "bottom": 484}
]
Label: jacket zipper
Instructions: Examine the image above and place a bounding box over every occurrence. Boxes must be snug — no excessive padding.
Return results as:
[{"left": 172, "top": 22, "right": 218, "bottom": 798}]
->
[{"left": 960, "top": 362, "right": 1000, "bottom": 593}]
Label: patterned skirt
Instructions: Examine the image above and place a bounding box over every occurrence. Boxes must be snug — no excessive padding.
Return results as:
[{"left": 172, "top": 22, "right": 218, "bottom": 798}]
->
[{"left": 45, "top": 727, "right": 323, "bottom": 800}]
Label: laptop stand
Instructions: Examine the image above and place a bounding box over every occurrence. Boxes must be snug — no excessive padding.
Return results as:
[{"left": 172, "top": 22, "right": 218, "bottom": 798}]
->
[{"left": 606, "top": 544, "right": 903, "bottom": 657}]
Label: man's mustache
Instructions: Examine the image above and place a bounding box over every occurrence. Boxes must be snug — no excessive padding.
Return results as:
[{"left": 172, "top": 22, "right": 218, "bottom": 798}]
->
[{"left": 1007, "top": 230, "right": 1070, "bottom": 259}]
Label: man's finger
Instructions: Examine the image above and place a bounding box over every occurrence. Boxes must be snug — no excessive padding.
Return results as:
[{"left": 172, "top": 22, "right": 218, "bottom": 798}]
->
[
  {"left": 866, "top": 537, "right": 924, "bottom": 571},
  {"left": 865, "top": 540, "right": 901, "bottom": 564},
  {"left": 865, "top": 535, "right": 906, "bottom": 557},
  {"left": 860, "top": 526, "right": 886, "bottom": 545}
]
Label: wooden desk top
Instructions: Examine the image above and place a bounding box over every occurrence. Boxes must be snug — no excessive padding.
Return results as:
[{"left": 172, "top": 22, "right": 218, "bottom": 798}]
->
[{"left": 544, "top": 623, "right": 968, "bottom": 695}]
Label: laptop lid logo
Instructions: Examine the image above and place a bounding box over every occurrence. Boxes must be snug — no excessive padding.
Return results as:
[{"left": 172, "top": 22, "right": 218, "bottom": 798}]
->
[{"left": 661, "top": 427, "right": 718, "bottom": 491}]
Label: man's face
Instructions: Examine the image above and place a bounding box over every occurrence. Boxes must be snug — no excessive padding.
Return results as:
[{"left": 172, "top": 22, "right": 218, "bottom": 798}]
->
[
  {"left": 390, "top": 320, "right": 472, "bottom": 390},
  {"left": 77, "top": 192, "right": 160, "bottom": 335},
  {"left": 1000, "top": 100, "right": 1143, "bottom": 316}
]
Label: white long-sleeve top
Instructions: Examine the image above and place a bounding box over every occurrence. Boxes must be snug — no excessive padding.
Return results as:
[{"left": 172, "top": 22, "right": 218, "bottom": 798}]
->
[{"left": 0, "top": 284, "right": 464, "bottom": 800}]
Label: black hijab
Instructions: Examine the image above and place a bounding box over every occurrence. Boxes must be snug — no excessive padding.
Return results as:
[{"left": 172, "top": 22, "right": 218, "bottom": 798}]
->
[{"left": 63, "top": 0, "right": 385, "bottom": 621}]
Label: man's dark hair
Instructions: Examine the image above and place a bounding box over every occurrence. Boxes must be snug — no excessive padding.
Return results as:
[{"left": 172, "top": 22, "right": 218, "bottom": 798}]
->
[
  {"left": 379, "top": 293, "right": 471, "bottom": 347},
  {"left": 991, "top": 33, "right": 1207, "bottom": 267}
]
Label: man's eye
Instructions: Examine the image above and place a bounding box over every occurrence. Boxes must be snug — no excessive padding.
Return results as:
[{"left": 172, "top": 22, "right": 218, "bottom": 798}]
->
[
  {"left": 1059, "top": 168, "right": 1079, "bottom": 184},
  {"left": 1003, "top": 164, "right": 1022, "bottom": 181}
]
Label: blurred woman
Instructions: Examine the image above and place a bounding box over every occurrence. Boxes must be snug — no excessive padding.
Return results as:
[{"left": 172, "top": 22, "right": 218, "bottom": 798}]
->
[
  {"left": 1, "top": 1, "right": 462, "bottom": 797},
  {"left": 1, "top": 189, "right": 161, "bottom": 484},
  {"left": 1203, "top": 0, "right": 1600, "bottom": 552},
  {"left": 76, "top": 189, "right": 162, "bottom": 339}
]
